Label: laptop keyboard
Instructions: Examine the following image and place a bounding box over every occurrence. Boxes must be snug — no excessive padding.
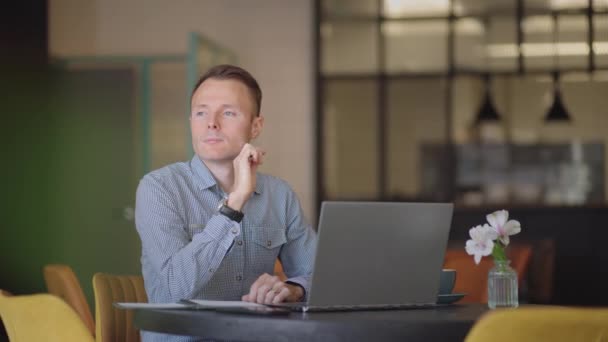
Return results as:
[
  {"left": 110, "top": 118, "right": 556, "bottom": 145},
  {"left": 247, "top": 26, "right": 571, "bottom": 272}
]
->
[{"left": 270, "top": 302, "right": 437, "bottom": 313}]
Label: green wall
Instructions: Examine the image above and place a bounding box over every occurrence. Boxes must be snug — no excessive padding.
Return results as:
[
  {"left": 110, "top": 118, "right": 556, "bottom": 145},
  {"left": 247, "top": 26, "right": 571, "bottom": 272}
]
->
[{"left": 0, "top": 66, "right": 142, "bottom": 308}]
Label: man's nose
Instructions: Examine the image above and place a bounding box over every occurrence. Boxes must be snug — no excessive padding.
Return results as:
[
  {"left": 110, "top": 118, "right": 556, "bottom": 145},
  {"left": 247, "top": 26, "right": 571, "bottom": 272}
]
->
[{"left": 207, "top": 113, "right": 220, "bottom": 129}]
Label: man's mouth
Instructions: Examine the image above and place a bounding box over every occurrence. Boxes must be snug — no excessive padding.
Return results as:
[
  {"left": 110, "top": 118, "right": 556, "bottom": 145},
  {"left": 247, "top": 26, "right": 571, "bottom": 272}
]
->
[{"left": 203, "top": 137, "right": 223, "bottom": 143}]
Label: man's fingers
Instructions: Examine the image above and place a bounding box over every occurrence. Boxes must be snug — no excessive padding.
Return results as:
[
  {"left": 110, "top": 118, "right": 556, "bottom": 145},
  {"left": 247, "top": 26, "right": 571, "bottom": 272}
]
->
[
  {"left": 247, "top": 149, "right": 266, "bottom": 165},
  {"left": 256, "top": 284, "right": 271, "bottom": 304},
  {"left": 246, "top": 273, "right": 287, "bottom": 304},
  {"left": 239, "top": 143, "right": 265, "bottom": 163},
  {"left": 264, "top": 282, "right": 287, "bottom": 304},
  {"left": 271, "top": 281, "right": 282, "bottom": 293},
  {"left": 264, "top": 287, "right": 276, "bottom": 304},
  {"left": 248, "top": 273, "right": 272, "bottom": 303},
  {"left": 272, "top": 287, "right": 291, "bottom": 304},
  {"left": 247, "top": 274, "right": 265, "bottom": 301}
]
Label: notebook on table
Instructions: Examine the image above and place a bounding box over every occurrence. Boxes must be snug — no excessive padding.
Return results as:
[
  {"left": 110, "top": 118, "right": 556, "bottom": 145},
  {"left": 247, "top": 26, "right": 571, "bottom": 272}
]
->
[{"left": 269, "top": 201, "right": 454, "bottom": 312}]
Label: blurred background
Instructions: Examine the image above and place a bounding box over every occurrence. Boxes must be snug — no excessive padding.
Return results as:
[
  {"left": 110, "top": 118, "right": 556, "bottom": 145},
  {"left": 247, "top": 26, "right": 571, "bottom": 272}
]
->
[{"left": 0, "top": 0, "right": 607, "bottom": 312}]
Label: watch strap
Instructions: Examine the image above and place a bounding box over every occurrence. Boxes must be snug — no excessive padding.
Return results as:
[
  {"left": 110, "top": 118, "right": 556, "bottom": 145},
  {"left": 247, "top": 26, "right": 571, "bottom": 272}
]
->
[{"left": 218, "top": 199, "right": 244, "bottom": 223}]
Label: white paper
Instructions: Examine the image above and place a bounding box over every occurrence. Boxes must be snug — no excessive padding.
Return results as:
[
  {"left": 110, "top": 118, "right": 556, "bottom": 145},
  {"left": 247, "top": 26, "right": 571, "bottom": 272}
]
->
[
  {"left": 115, "top": 300, "right": 265, "bottom": 310},
  {"left": 185, "top": 299, "right": 265, "bottom": 308},
  {"left": 115, "top": 302, "right": 189, "bottom": 309}
]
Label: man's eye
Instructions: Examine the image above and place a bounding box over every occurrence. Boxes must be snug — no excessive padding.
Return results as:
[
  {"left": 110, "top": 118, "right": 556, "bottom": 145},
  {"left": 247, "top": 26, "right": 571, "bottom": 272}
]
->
[
  {"left": 224, "top": 111, "right": 236, "bottom": 116},
  {"left": 195, "top": 111, "right": 206, "bottom": 116}
]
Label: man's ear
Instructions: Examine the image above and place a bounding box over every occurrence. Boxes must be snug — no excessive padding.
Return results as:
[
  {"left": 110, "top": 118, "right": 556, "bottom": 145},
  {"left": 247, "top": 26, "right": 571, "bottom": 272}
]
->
[{"left": 251, "top": 115, "right": 264, "bottom": 139}]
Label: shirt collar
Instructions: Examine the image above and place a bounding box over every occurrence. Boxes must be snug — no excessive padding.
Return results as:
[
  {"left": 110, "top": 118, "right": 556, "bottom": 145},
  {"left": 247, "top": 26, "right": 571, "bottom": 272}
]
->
[{"left": 190, "top": 155, "right": 263, "bottom": 195}]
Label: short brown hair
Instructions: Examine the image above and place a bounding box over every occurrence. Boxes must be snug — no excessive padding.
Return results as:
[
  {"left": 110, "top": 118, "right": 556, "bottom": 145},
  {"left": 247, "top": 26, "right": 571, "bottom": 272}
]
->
[{"left": 191, "top": 64, "right": 262, "bottom": 116}]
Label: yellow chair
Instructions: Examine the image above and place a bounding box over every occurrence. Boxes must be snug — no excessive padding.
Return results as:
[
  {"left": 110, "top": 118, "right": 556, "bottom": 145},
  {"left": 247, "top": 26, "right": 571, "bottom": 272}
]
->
[
  {"left": 0, "top": 292, "right": 94, "bottom": 342},
  {"left": 465, "top": 306, "right": 608, "bottom": 342},
  {"left": 92, "top": 273, "right": 147, "bottom": 342},
  {"left": 43, "top": 264, "right": 95, "bottom": 335}
]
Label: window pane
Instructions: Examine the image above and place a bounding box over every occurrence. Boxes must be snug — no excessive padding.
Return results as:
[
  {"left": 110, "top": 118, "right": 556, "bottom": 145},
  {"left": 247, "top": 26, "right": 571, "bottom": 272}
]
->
[
  {"left": 523, "top": 15, "right": 555, "bottom": 71},
  {"left": 452, "top": 76, "right": 484, "bottom": 144},
  {"left": 324, "top": 80, "right": 379, "bottom": 199},
  {"left": 322, "top": 0, "right": 378, "bottom": 17},
  {"left": 526, "top": 0, "right": 587, "bottom": 13},
  {"left": 453, "top": 0, "right": 487, "bottom": 16},
  {"left": 455, "top": 18, "right": 484, "bottom": 70},
  {"left": 507, "top": 75, "right": 553, "bottom": 143},
  {"left": 595, "top": 0, "right": 608, "bottom": 10},
  {"left": 321, "top": 22, "right": 378, "bottom": 74},
  {"left": 455, "top": 16, "right": 518, "bottom": 72},
  {"left": 454, "top": 0, "right": 515, "bottom": 17},
  {"left": 384, "top": 21, "right": 448, "bottom": 73},
  {"left": 557, "top": 15, "right": 588, "bottom": 69},
  {"left": 487, "top": 16, "right": 518, "bottom": 71},
  {"left": 523, "top": 15, "right": 589, "bottom": 71},
  {"left": 383, "top": 0, "right": 449, "bottom": 18},
  {"left": 596, "top": 15, "right": 608, "bottom": 68},
  {"left": 387, "top": 78, "right": 448, "bottom": 200}
]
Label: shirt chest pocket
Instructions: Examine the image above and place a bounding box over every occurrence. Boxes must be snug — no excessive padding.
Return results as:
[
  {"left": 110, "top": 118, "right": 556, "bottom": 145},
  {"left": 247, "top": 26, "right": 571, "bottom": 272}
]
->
[{"left": 251, "top": 227, "right": 287, "bottom": 256}]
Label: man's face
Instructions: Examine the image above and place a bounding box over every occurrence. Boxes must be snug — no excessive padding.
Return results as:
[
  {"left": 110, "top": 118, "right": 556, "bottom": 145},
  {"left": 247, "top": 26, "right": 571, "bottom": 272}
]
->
[{"left": 190, "top": 78, "right": 263, "bottom": 164}]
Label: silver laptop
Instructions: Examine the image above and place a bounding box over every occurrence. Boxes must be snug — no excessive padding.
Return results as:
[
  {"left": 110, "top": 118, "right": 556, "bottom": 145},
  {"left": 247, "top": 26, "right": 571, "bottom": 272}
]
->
[{"left": 271, "top": 201, "right": 453, "bottom": 312}]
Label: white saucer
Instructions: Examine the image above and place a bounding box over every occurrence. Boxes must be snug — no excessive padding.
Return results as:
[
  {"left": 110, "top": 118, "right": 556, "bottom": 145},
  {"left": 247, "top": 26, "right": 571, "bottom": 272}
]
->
[{"left": 437, "top": 293, "right": 466, "bottom": 305}]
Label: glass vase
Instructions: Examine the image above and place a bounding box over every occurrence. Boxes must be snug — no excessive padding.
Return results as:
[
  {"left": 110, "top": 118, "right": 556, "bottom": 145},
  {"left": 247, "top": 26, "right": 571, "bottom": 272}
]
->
[{"left": 487, "top": 259, "right": 518, "bottom": 309}]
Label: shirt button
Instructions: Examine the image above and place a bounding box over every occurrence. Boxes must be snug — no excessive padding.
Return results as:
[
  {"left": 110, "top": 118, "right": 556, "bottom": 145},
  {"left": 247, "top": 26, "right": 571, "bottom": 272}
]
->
[
  {"left": 209, "top": 268, "right": 214, "bottom": 273},
  {"left": 237, "top": 240, "right": 243, "bottom": 246},
  {"left": 266, "top": 240, "right": 272, "bottom": 247},
  {"left": 236, "top": 275, "right": 242, "bottom": 281},
  {"left": 231, "top": 229, "right": 238, "bottom": 235}
]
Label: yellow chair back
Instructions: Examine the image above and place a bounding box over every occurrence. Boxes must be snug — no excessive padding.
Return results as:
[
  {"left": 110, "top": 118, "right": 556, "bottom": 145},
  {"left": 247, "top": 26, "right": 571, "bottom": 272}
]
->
[
  {"left": 465, "top": 306, "right": 608, "bottom": 342},
  {"left": 0, "top": 292, "right": 94, "bottom": 342},
  {"left": 43, "top": 264, "right": 95, "bottom": 335}
]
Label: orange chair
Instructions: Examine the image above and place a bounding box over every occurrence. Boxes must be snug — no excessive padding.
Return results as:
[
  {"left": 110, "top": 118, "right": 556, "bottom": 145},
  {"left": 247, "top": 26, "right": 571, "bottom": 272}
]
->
[
  {"left": 444, "top": 244, "right": 532, "bottom": 303},
  {"left": 92, "top": 273, "right": 147, "bottom": 342},
  {"left": 43, "top": 264, "right": 95, "bottom": 336},
  {"left": 274, "top": 259, "right": 287, "bottom": 281}
]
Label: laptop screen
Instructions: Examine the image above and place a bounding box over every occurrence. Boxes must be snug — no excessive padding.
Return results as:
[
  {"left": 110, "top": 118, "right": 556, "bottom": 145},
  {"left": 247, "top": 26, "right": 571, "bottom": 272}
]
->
[{"left": 307, "top": 201, "right": 453, "bottom": 307}]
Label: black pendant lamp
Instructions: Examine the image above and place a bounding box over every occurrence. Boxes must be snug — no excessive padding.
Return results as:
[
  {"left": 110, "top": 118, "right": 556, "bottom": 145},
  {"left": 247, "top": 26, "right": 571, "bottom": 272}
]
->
[
  {"left": 475, "top": 74, "right": 501, "bottom": 124},
  {"left": 544, "top": 13, "right": 572, "bottom": 123},
  {"left": 544, "top": 72, "right": 571, "bottom": 122}
]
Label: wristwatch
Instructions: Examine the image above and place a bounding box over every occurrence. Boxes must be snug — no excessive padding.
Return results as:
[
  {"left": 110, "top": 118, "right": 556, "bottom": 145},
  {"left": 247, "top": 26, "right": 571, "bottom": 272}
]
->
[{"left": 217, "top": 199, "right": 244, "bottom": 223}]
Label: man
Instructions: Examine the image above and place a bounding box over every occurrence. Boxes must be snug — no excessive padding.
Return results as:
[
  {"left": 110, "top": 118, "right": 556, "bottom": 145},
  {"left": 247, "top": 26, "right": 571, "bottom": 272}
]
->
[{"left": 135, "top": 64, "right": 316, "bottom": 341}]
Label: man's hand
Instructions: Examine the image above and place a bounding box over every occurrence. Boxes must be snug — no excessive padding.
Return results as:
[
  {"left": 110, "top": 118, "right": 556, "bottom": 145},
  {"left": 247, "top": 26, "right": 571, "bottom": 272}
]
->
[
  {"left": 241, "top": 273, "right": 304, "bottom": 304},
  {"left": 228, "top": 143, "right": 265, "bottom": 211}
]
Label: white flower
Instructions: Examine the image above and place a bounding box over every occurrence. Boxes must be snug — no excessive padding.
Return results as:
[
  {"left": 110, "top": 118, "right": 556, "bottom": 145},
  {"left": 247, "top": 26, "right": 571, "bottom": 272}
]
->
[
  {"left": 486, "top": 210, "right": 521, "bottom": 246},
  {"left": 465, "top": 224, "right": 495, "bottom": 265}
]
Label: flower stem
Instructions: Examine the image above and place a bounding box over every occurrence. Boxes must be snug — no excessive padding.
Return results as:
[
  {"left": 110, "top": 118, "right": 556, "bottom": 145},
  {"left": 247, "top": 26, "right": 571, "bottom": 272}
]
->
[{"left": 492, "top": 243, "right": 507, "bottom": 262}]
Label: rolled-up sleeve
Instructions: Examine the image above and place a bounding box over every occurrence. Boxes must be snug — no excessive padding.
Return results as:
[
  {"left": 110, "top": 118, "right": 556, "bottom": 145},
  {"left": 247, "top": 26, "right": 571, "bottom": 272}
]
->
[
  {"left": 135, "top": 175, "right": 239, "bottom": 302},
  {"left": 279, "top": 187, "right": 317, "bottom": 299}
]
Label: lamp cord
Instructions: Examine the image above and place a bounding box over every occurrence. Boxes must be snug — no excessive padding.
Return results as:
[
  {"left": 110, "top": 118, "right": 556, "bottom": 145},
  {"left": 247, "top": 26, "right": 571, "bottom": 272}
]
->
[{"left": 552, "top": 12, "right": 560, "bottom": 91}]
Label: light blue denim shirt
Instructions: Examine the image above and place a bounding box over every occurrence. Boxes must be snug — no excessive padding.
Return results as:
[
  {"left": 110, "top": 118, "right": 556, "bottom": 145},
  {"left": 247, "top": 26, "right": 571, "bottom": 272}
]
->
[{"left": 135, "top": 156, "right": 316, "bottom": 342}]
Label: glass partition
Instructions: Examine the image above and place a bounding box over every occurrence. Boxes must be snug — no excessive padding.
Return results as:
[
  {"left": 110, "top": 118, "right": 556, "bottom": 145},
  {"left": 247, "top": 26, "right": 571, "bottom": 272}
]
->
[
  {"left": 317, "top": 0, "right": 608, "bottom": 205},
  {"left": 321, "top": 22, "right": 379, "bottom": 74},
  {"left": 323, "top": 80, "right": 379, "bottom": 199},
  {"left": 384, "top": 20, "right": 448, "bottom": 73}
]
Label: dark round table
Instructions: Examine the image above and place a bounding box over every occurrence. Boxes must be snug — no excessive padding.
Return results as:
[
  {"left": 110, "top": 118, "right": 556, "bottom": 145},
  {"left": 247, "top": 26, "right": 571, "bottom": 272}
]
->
[{"left": 134, "top": 304, "right": 488, "bottom": 341}]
